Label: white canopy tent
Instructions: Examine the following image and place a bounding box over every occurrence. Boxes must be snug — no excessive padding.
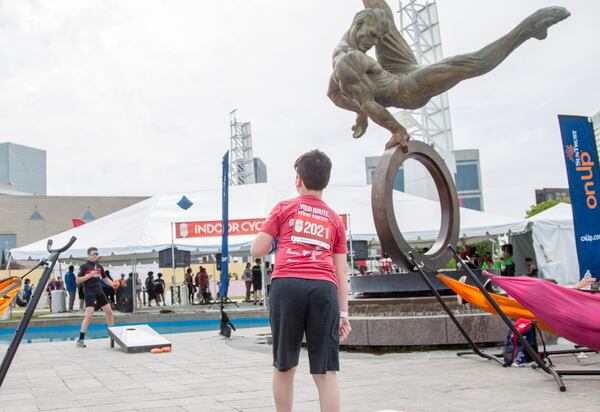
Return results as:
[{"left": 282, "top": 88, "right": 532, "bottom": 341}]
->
[
  {"left": 324, "top": 185, "right": 528, "bottom": 243},
  {"left": 11, "top": 183, "right": 528, "bottom": 260},
  {"left": 528, "top": 203, "right": 579, "bottom": 284}
]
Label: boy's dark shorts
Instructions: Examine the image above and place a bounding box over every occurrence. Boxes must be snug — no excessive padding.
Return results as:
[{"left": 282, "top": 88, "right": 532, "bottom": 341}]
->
[
  {"left": 84, "top": 291, "right": 110, "bottom": 308},
  {"left": 269, "top": 277, "right": 339, "bottom": 374},
  {"left": 77, "top": 286, "right": 84, "bottom": 300}
]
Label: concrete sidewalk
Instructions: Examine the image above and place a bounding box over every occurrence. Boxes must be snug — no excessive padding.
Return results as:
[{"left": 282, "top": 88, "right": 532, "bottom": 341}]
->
[{"left": 0, "top": 327, "right": 598, "bottom": 412}]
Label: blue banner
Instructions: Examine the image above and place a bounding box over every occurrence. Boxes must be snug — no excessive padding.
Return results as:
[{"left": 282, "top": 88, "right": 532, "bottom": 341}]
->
[
  {"left": 219, "top": 151, "right": 230, "bottom": 297},
  {"left": 558, "top": 115, "right": 600, "bottom": 279}
]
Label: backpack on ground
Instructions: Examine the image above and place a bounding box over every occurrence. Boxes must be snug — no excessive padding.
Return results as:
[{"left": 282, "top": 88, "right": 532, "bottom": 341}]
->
[{"left": 503, "top": 318, "right": 544, "bottom": 366}]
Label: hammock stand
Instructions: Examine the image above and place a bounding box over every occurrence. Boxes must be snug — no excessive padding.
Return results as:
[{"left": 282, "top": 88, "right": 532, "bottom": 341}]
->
[
  {"left": 448, "top": 245, "right": 600, "bottom": 392},
  {"left": 0, "top": 237, "right": 76, "bottom": 388}
]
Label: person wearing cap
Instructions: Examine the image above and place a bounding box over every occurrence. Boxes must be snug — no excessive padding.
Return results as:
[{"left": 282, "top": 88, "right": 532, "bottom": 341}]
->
[{"left": 75, "top": 247, "right": 114, "bottom": 348}]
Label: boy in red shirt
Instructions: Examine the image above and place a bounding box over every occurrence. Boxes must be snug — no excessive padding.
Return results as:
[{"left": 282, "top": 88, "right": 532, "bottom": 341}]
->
[{"left": 251, "top": 150, "right": 351, "bottom": 412}]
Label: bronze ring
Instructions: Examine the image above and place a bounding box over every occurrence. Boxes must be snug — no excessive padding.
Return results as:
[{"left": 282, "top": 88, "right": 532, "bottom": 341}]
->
[{"left": 371, "top": 140, "right": 460, "bottom": 270}]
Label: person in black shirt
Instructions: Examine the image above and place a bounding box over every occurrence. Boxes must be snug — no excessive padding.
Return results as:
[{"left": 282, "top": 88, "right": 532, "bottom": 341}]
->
[
  {"left": 76, "top": 247, "right": 115, "bottom": 348},
  {"left": 102, "top": 270, "right": 116, "bottom": 307},
  {"left": 155, "top": 273, "right": 166, "bottom": 306},
  {"left": 145, "top": 271, "right": 157, "bottom": 307},
  {"left": 524, "top": 257, "right": 539, "bottom": 277},
  {"left": 251, "top": 258, "right": 263, "bottom": 306},
  {"left": 501, "top": 244, "right": 515, "bottom": 277}
]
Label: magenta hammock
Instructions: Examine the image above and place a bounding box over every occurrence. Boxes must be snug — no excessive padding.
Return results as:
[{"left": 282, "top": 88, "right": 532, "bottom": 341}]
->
[{"left": 488, "top": 274, "right": 600, "bottom": 351}]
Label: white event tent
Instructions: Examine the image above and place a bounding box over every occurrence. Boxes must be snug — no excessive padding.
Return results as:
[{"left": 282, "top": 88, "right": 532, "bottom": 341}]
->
[
  {"left": 11, "top": 183, "right": 529, "bottom": 260},
  {"left": 528, "top": 203, "right": 579, "bottom": 284}
]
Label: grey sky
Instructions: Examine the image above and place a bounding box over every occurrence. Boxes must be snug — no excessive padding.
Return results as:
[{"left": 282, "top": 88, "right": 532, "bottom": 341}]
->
[{"left": 0, "top": 0, "right": 598, "bottom": 218}]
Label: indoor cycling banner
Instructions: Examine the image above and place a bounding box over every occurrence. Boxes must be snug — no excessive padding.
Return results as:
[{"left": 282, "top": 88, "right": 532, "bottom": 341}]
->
[{"left": 558, "top": 115, "right": 600, "bottom": 278}]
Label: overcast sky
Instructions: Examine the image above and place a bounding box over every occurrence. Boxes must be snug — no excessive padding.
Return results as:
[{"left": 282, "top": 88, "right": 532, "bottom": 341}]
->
[{"left": 0, "top": 0, "right": 598, "bottom": 219}]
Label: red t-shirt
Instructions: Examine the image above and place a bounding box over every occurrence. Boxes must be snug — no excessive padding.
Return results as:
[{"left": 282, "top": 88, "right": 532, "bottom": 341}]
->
[{"left": 260, "top": 195, "right": 347, "bottom": 286}]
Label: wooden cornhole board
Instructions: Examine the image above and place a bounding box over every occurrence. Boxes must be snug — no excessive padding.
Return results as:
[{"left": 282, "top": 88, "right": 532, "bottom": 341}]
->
[{"left": 108, "top": 324, "right": 171, "bottom": 353}]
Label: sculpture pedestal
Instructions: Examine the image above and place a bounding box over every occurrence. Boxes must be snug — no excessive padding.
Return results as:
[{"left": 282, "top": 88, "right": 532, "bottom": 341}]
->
[
  {"left": 342, "top": 292, "right": 557, "bottom": 349},
  {"left": 349, "top": 269, "right": 496, "bottom": 297}
]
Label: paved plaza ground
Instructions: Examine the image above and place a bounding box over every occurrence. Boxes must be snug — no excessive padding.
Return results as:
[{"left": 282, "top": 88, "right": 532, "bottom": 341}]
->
[{"left": 0, "top": 326, "right": 599, "bottom": 412}]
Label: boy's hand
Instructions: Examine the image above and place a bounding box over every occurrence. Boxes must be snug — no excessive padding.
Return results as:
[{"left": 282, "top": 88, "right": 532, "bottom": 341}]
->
[{"left": 339, "top": 318, "right": 352, "bottom": 341}]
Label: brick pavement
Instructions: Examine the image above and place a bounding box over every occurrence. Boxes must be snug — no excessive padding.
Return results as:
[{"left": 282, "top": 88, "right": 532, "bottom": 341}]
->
[{"left": 0, "top": 327, "right": 599, "bottom": 412}]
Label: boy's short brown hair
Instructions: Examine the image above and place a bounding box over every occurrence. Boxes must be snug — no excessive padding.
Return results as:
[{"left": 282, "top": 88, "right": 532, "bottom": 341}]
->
[{"left": 294, "top": 150, "right": 332, "bottom": 191}]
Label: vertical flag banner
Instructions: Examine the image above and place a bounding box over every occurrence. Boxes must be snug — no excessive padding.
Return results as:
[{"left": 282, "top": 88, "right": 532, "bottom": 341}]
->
[
  {"left": 558, "top": 115, "right": 600, "bottom": 278},
  {"left": 219, "top": 151, "right": 230, "bottom": 297}
]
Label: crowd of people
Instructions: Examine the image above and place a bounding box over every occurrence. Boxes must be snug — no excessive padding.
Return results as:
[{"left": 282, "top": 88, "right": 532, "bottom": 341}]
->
[
  {"left": 242, "top": 259, "right": 274, "bottom": 305},
  {"left": 348, "top": 243, "right": 541, "bottom": 279},
  {"left": 24, "top": 266, "right": 163, "bottom": 312},
  {"left": 460, "top": 243, "right": 539, "bottom": 278},
  {"left": 17, "top": 259, "right": 280, "bottom": 312},
  {"left": 183, "top": 266, "right": 211, "bottom": 305}
]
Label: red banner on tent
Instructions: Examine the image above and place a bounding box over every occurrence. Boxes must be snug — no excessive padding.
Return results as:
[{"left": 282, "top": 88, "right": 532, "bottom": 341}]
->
[
  {"left": 340, "top": 214, "right": 348, "bottom": 230},
  {"left": 175, "top": 218, "right": 265, "bottom": 239},
  {"left": 175, "top": 214, "right": 349, "bottom": 239}
]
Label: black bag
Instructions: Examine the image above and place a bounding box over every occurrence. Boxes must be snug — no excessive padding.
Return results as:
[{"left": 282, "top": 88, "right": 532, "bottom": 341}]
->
[
  {"left": 15, "top": 294, "right": 27, "bottom": 307},
  {"left": 219, "top": 310, "right": 236, "bottom": 338},
  {"left": 116, "top": 286, "right": 133, "bottom": 313}
]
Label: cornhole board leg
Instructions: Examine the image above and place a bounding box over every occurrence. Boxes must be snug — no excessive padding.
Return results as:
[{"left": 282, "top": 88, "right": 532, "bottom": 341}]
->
[
  {"left": 449, "top": 246, "right": 567, "bottom": 392},
  {"left": 108, "top": 325, "right": 171, "bottom": 353},
  {"left": 406, "top": 252, "right": 503, "bottom": 366}
]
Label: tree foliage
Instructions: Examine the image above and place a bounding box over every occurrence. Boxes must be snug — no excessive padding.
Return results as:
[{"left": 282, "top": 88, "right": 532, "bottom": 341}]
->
[{"left": 525, "top": 198, "right": 571, "bottom": 218}]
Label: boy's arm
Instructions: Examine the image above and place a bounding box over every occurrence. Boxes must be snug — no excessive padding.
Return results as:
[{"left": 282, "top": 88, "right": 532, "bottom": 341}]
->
[
  {"left": 333, "top": 254, "right": 349, "bottom": 312},
  {"left": 334, "top": 253, "right": 352, "bottom": 341},
  {"left": 252, "top": 203, "right": 281, "bottom": 258},
  {"left": 251, "top": 232, "right": 274, "bottom": 258}
]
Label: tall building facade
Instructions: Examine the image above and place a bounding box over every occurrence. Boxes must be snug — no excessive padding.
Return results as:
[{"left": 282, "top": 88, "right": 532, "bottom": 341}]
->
[
  {"left": 253, "top": 157, "right": 268, "bottom": 184},
  {"left": 535, "top": 188, "right": 570, "bottom": 204},
  {"left": 365, "top": 157, "right": 404, "bottom": 191},
  {"left": 0, "top": 142, "right": 46, "bottom": 196},
  {"left": 454, "top": 149, "right": 484, "bottom": 211},
  {"left": 366, "top": 148, "right": 484, "bottom": 211},
  {"left": 0, "top": 195, "right": 148, "bottom": 253}
]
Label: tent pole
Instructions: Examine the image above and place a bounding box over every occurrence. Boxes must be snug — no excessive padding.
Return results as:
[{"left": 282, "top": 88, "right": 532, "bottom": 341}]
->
[
  {"left": 6, "top": 252, "right": 12, "bottom": 277},
  {"left": 131, "top": 256, "right": 136, "bottom": 313},
  {"left": 347, "top": 214, "right": 354, "bottom": 277},
  {"left": 171, "top": 222, "right": 176, "bottom": 305},
  {"left": 214, "top": 254, "right": 218, "bottom": 299}
]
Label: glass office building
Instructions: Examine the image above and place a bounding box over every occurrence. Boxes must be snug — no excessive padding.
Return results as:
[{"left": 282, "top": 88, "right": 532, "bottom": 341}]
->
[
  {"left": 365, "top": 156, "right": 404, "bottom": 192},
  {"left": 0, "top": 142, "right": 47, "bottom": 196},
  {"left": 454, "top": 149, "right": 484, "bottom": 211}
]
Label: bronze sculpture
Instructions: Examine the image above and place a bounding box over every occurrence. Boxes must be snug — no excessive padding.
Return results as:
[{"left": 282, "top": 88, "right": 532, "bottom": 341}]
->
[
  {"left": 329, "top": 1, "right": 570, "bottom": 270},
  {"left": 328, "top": 0, "right": 570, "bottom": 150}
]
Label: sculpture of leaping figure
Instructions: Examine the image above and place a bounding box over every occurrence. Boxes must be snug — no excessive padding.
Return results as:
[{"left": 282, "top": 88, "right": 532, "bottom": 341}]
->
[{"left": 328, "top": 0, "right": 570, "bottom": 150}]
